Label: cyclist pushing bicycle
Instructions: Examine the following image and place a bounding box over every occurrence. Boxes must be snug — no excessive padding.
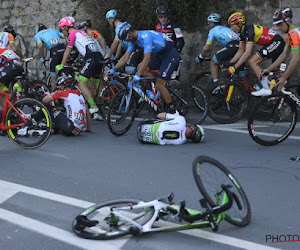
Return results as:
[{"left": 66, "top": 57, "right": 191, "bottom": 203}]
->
[
  {"left": 137, "top": 111, "right": 204, "bottom": 145},
  {"left": 107, "top": 22, "right": 181, "bottom": 114}
]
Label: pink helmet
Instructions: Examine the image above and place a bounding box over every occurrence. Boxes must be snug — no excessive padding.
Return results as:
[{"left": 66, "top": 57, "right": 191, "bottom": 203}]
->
[{"left": 59, "top": 17, "right": 75, "bottom": 28}]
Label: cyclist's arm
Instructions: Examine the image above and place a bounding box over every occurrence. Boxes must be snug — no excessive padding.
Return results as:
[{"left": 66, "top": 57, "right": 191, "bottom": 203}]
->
[
  {"left": 200, "top": 43, "right": 211, "bottom": 57},
  {"left": 98, "top": 36, "right": 107, "bottom": 57},
  {"left": 106, "top": 39, "right": 119, "bottom": 58},
  {"left": 114, "top": 51, "right": 131, "bottom": 69},
  {"left": 229, "top": 41, "right": 245, "bottom": 63},
  {"left": 136, "top": 52, "right": 151, "bottom": 76},
  {"left": 280, "top": 49, "right": 299, "bottom": 81},
  {"left": 37, "top": 42, "right": 45, "bottom": 59},
  {"left": 115, "top": 43, "right": 123, "bottom": 59},
  {"left": 234, "top": 42, "right": 253, "bottom": 69},
  {"left": 9, "top": 42, "right": 23, "bottom": 59},
  {"left": 42, "top": 94, "right": 54, "bottom": 103},
  {"left": 61, "top": 47, "right": 72, "bottom": 65}
]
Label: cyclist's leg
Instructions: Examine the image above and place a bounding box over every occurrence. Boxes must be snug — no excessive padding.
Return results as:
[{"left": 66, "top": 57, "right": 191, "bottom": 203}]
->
[{"left": 50, "top": 45, "right": 65, "bottom": 91}]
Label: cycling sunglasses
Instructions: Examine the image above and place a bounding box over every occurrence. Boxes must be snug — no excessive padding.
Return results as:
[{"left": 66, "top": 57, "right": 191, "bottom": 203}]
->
[{"left": 158, "top": 15, "right": 168, "bottom": 19}]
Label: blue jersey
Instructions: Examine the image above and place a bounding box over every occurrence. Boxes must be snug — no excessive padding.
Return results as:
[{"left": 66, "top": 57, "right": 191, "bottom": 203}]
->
[
  {"left": 206, "top": 25, "right": 239, "bottom": 47},
  {"left": 127, "top": 31, "right": 167, "bottom": 54},
  {"left": 115, "top": 22, "right": 128, "bottom": 50},
  {"left": 35, "top": 29, "right": 64, "bottom": 49}
]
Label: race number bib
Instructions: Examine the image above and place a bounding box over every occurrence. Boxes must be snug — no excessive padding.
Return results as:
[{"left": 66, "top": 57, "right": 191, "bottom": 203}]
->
[
  {"left": 50, "top": 37, "right": 63, "bottom": 45},
  {"left": 1, "top": 50, "right": 19, "bottom": 60}
]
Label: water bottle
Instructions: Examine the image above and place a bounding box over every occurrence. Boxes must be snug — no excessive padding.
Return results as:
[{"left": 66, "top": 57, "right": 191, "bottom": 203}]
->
[
  {"left": 146, "top": 90, "right": 156, "bottom": 100},
  {"left": 13, "top": 83, "right": 22, "bottom": 93}
]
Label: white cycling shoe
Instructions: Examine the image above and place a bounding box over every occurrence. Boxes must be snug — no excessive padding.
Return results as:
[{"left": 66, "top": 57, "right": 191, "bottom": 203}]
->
[
  {"left": 93, "top": 113, "right": 104, "bottom": 121},
  {"left": 89, "top": 106, "right": 99, "bottom": 114},
  {"left": 251, "top": 88, "right": 272, "bottom": 97}
]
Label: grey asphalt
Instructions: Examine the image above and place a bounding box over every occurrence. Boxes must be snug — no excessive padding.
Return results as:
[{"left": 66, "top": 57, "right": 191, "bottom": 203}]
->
[{"left": 0, "top": 117, "right": 299, "bottom": 250}]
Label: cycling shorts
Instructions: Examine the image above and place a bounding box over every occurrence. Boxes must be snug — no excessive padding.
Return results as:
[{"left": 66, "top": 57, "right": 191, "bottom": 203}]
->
[
  {"left": 50, "top": 44, "right": 65, "bottom": 74},
  {"left": 256, "top": 35, "right": 285, "bottom": 62},
  {"left": 213, "top": 40, "right": 239, "bottom": 64},
  {"left": 0, "top": 61, "right": 23, "bottom": 87}
]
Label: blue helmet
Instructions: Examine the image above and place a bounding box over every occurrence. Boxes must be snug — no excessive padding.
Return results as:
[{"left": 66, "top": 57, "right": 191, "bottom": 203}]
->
[
  {"left": 118, "top": 22, "right": 132, "bottom": 41},
  {"left": 207, "top": 13, "right": 221, "bottom": 23},
  {"left": 106, "top": 9, "right": 117, "bottom": 19}
]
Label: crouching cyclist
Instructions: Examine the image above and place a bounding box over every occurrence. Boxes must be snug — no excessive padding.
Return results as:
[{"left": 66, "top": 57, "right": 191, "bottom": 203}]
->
[
  {"left": 137, "top": 112, "right": 204, "bottom": 145},
  {"left": 42, "top": 75, "right": 91, "bottom": 136}
]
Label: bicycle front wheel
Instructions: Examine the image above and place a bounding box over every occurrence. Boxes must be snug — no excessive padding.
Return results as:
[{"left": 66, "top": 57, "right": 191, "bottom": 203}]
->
[
  {"left": 192, "top": 155, "right": 251, "bottom": 227},
  {"left": 72, "top": 199, "right": 155, "bottom": 240},
  {"left": 107, "top": 89, "right": 137, "bottom": 136},
  {"left": 5, "top": 98, "right": 52, "bottom": 149},
  {"left": 97, "top": 81, "right": 125, "bottom": 121},
  {"left": 248, "top": 94, "right": 297, "bottom": 146},
  {"left": 207, "top": 81, "right": 248, "bottom": 124}
]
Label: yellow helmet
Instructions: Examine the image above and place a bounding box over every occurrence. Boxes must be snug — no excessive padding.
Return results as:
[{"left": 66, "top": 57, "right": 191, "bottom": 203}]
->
[{"left": 228, "top": 12, "right": 246, "bottom": 25}]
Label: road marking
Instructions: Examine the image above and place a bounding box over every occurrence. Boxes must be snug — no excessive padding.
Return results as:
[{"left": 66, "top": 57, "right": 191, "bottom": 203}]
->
[{"left": 0, "top": 179, "right": 280, "bottom": 249}]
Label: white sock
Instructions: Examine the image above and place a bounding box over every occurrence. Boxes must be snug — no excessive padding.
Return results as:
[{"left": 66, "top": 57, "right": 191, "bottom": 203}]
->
[{"left": 260, "top": 78, "right": 270, "bottom": 90}]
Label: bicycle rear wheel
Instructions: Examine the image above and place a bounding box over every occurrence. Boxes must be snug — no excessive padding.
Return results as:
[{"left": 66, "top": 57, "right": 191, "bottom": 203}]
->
[
  {"left": 207, "top": 81, "right": 248, "bottom": 124},
  {"left": 5, "top": 98, "right": 52, "bottom": 149},
  {"left": 107, "top": 89, "right": 137, "bottom": 136},
  {"left": 192, "top": 155, "right": 251, "bottom": 227},
  {"left": 72, "top": 199, "right": 155, "bottom": 240},
  {"left": 248, "top": 93, "right": 297, "bottom": 146},
  {"left": 97, "top": 81, "right": 125, "bottom": 121}
]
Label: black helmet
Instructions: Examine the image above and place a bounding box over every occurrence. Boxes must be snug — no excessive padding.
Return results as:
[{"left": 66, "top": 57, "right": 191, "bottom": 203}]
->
[
  {"left": 273, "top": 7, "right": 293, "bottom": 25},
  {"left": 156, "top": 6, "right": 169, "bottom": 15},
  {"left": 3, "top": 25, "right": 16, "bottom": 38},
  {"left": 37, "top": 23, "right": 47, "bottom": 33},
  {"left": 79, "top": 19, "right": 91, "bottom": 29},
  {"left": 57, "top": 75, "right": 73, "bottom": 87}
]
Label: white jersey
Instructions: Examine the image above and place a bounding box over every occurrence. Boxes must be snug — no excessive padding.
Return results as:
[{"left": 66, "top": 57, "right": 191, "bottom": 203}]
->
[{"left": 140, "top": 113, "right": 186, "bottom": 145}]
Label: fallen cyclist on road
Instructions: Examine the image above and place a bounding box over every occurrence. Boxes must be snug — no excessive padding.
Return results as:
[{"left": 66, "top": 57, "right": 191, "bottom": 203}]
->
[
  {"left": 42, "top": 75, "right": 91, "bottom": 136},
  {"left": 137, "top": 111, "right": 204, "bottom": 145}
]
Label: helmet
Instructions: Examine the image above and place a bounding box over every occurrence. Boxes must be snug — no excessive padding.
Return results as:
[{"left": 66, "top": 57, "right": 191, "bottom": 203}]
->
[
  {"left": 59, "top": 16, "right": 75, "bottom": 28},
  {"left": 156, "top": 6, "right": 169, "bottom": 15},
  {"left": 190, "top": 125, "right": 205, "bottom": 143},
  {"left": 207, "top": 13, "right": 221, "bottom": 23},
  {"left": 228, "top": 12, "right": 246, "bottom": 25},
  {"left": 118, "top": 22, "right": 132, "bottom": 41},
  {"left": 57, "top": 75, "right": 73, "bottom": 87},
  {"left": 106, "top": 9, "right": 117, "bottom": 19},
  {"left": 3, "top": 25, "right": 16, "bottom": 38},
  {"left": 79, "top": 19, "right": 91, "bottom": 29},
  {"left": 273, "top": 7, "right": 293, "bottom": 24},
  {"left": 36, "top": 23, "right": 47, "bottom": 33}
]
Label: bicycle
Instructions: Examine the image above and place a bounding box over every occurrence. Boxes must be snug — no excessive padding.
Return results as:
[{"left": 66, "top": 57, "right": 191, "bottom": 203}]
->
[
  {"left": 0, "top": 90, "right": 52, "bottom": 149},
  {"left": 72, "top": 155, "right": 251, "bottom": 240},
  {"left": 107, "top": 72, "right": 208, "bottom": 136},
  {"left": 248, "top": 78, "right": 300, "bottom": 146}
]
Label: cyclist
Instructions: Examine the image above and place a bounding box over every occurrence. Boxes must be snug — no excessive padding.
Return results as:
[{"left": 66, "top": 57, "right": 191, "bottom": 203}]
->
[
  {"left": 0, "top": 27, "right": 23, "bottom": 59},
  {"left": 196, "top": 13, "right": 240, "bottom": 83},
  {"left": 155, "top": 5, "right": 185, "bottom": 53},
  {"left": 3, "top": 25, "right": 29, "bottom": 58},
  {"left": 42, "top": 75, "right": 91, "bottom": 135},
  {"left": 35, "top": 23, "right": 66, "bottom": 91},
  {"left": 109, "top": 23, "right": 181, "bottom": 113},
  {"left": 56, "top": 16, "right": 103, "bottom": 118},
  {"left": 227, "top": 12, "right": 285, "bottom": 96},
  {"left": 137, "top": 112, "right": 204, "bottom": 145},
  {"left": 261, "top": 7, "right": 298, "bottom": 91},
  {"left": 0, "top": 46, "right": 23, "bottom": 107},
  {"left": 78, "top": 19, "right": 107, "bottom": 58}
]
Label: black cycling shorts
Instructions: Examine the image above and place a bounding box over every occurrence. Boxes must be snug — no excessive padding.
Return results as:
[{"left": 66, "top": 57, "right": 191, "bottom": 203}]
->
[
  {"left": 80, "top": 47, "right": 104, "bottom": 80},
  {"left": 0, "top": 60, "right": 23, "bottom": 87},
  {"left": 256, "top": 35, "right": 285, "bottom": 62},
  {"left": 50, "top": 44, "right": 65, "bottom": 74},
  {"left": 214, "top": 40, "right": 239, "bottom": 64}
]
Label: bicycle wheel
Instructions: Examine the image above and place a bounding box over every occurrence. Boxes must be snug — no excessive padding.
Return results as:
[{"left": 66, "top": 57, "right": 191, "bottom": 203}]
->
[
  {"left": 5, "top": 98, "right": 52, "bottom": 149},
  {"left": 207, "top": 81, "right": 248, "bottom": 124},
  {"left": 192, "top": 155, "right": 251, "bottom": 227},
  {"left": 248, "top": 93, "right": 297, "bottom": 146},
  {"left": 97, "top": 81, "right": 125, "bottom": 121},
  {"left": 26, "top": 80, "right": 50, "bottom": 101},
  {"left": 107, "top": 89, "right": 137, "bottom": 136},
  {"left": 72, "top": 199, "right": 155, "bottom": 240}
]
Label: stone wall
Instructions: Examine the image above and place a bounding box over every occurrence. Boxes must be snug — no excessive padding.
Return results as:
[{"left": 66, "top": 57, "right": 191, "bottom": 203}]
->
[{"left": 0, "top": 0, "right": 299, "bottom": 82}]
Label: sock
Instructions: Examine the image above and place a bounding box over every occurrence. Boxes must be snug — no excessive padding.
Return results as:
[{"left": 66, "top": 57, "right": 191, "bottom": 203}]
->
[
  {"left": 87, "top": 97, "right": 96, "bottom": 108},
  {"left": 260, "top": 78, "right": 270, "bottom": 90}
]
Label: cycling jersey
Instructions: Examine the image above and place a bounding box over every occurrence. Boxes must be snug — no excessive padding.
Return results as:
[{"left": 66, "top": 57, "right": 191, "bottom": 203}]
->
[
  {"left": 0, "top": 32, "right": 15, "bottom": 47},
  {"left": 206, "top": 25, "right": 239, "bottom": 47},
  {"left": 285, "top": 26, "right": 300, "bottom": 52},
  {"left": 35, "top": 29, "right": 64, "bottom": 49},
  {"left": 51, "top": 89, "right": 87, "bottom": 131},
  {"left": 137, "top": 113, "right": 186, "bottom": 145},
  {"left": 0, "top": 47, "right": 19, "bottom": 63},
  {"left": 127, "top": 31, "right": 168, "bottom": 54},
  {"left": 115, "top": 22, "right": 129, "bottom": 50},
  {"left": 240, "top": 25, "right": 277, "bottom": 45},
  {"left": 90, "top": 30, "right": 103, "bottom": 40},
  {"left": 67, "top": 30, "right": 101, "bottom": 56},
  {"left": 155, "top": 20, "right": 185, "bottom": 52}
]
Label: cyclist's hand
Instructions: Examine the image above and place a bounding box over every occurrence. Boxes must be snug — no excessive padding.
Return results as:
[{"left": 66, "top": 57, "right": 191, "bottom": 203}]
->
[
  {"left": 104, "top": 55, "right": 110, "bottom": 60},
  {"left": 40, "top": 58, "right": 45, "bottom": 63},
  {"left": 56, "top": 64, "right": 64, "bottom": 72},
  {"left": 226, "top": 66, "right": 236, "bottom": 74},
  {"left": 261, "top": 69, "right": 270, "bottom": 78},
  {"left": 276, "top": 77, "right": 287, "bottom": 91},
  {"left": 195, "top": 54, "right": 203, "bottom": 64},
  {"left": 222, "top": 61, "right": 234, "bottom": 68},
  {"left": 107, "top": 68, "right": 115, "bottom": 75},
  {"left": 133, "top": 74, "right": 140, "bottom": 82}
]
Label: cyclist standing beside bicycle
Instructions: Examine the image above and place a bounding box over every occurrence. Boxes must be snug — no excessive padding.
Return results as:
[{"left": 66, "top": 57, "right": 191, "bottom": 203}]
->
[
  {"left": 261, "top": 7, "right": 299, "bottom": 91},
  {"left": 56, "top": 17, "right": 103, "bottom": 118},
  {"left": 137, "top": 112, "right": 204, "bottom": 145},
  {"left": 35, "top": 23, "right": 66, "bottom": 91},
  {"left": 227, "top": 12, "right": 285, "bottom": 96},
  {"left": 196, "top": 13, "right": 239, "bottom": 84},
  {"left": 110, "top": 23, "right": 181, "bottom": 114}
]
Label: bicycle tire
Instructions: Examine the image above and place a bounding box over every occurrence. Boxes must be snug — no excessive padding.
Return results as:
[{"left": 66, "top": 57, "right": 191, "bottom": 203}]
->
[
  {"left": 192, "top": 155, "right": 251, "bottom": 227},
  {"left": 97, "top": 81, "right": 125, "bottom": 121},
  {"left": 207, "top": 81, "right": 248, "bottom": 124},
  {"left": 72, "top": 199, "right": 155, "bottom": 240},
  {"left": 248, "top": 93, "right": 297, "bottom": 146},
  {"left": 5, "top": 98, "right": 52, "bottom": 149},
  {"left": 107, "top": 89, "right": 137, "bottom": 136}
]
